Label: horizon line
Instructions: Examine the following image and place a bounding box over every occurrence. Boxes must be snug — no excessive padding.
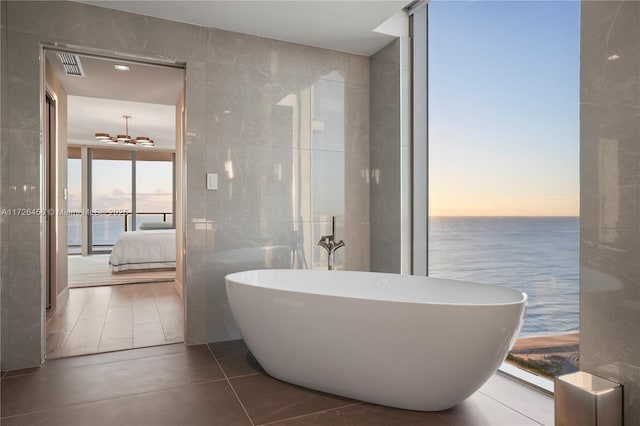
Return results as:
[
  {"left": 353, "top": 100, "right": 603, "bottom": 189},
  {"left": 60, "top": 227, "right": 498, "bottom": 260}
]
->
[{"left": 429, "top": 215, "right": 579, "bottom": 218}]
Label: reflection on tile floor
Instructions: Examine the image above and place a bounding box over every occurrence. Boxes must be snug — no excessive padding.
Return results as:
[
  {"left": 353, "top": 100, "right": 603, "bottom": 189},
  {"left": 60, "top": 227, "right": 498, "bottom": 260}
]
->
[{"left": 1, "top": 340, "right": 554, "bottom": 425}]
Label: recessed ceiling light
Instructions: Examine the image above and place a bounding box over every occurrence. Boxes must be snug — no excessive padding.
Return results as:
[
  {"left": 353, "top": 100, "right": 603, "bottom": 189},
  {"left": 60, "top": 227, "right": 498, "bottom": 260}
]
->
[
  {"left": 114, "top": 64, "right": 130, "bottom": 71},
  {"left": 607, "top": 54, "right": 621, "bottom": 61}
]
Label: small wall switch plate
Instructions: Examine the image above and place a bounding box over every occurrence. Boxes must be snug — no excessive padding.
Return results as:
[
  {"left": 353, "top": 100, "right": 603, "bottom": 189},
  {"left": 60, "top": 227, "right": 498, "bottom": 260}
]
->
[{"left": 206, "top": 173, "right": 218, "bottom": 190}]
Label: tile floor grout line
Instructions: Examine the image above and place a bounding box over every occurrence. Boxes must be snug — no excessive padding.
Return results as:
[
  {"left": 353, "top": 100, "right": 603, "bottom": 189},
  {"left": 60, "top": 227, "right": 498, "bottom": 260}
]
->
[
  {"left": 203, "top": 344, "right": 365, "bottom": 426},
  {"left": 207, "top": 344, "right": 256, "bottom": 426},
  {"left": 50, "top": 287, "right": 94, "bottom": 358},
  {"left": 0, "top": 376, "right": 231, "bottom": 422},
  {"left": 130, "top": 302, "right": 135, "bottom": 350},
  {"left": 94, "top": 287, "right": 113, "bottom": 353},
  {"left": 223, "top": 371, "right": 263, "bottom": 380},
  {"left": 255, "top": 402, "right": 364, "bottom": 426},
  {"left": 478, "top": 390, "right": 548, "bottom": 426},
  {"left": 155, "top": 283, "right": 174, "bottom": 344},
  {"left": 76, "top": 282, "right": 179, "bottom": 358},
  {"left": 38, "top": 343, "right": 189, "bottom": 375}
]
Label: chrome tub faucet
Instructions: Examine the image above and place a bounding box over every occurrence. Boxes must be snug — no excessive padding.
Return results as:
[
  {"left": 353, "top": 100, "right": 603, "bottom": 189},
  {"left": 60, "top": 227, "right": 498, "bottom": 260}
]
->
[{"left": 318, "top": 216, "right": 345, "bottom": 270}]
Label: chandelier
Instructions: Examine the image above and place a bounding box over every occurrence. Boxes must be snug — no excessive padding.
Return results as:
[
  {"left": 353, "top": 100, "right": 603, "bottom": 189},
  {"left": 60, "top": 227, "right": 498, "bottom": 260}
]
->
[{"left": 95, "top": 115, "right": 155, "bottom": 147}]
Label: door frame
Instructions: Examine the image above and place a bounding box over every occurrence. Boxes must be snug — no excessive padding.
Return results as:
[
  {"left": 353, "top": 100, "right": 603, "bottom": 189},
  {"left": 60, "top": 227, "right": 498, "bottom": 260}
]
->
[
  {"left": 44, "top": 90, "right": 57, "bottom": 310},
  {"left": 40, "top": 42, "right": 187, "bottom": 360}
]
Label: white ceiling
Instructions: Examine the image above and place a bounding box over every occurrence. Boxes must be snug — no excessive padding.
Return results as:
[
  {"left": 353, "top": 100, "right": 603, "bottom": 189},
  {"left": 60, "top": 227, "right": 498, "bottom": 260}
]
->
[
  {"left": 46, "top": 51, "right": 182, "bottom": 150},
  {"left": 67, "top": 96, "right": 177, "bottom": 150},
  {"left": 76, "top": 0, "right": 412, "bottom": 56},
  {"left": 46, "top": 51, "right": 184, "bottom": 105}
]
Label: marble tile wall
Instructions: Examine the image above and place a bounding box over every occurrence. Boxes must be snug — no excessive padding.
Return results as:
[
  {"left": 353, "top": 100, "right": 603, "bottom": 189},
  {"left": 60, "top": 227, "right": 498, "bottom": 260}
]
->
[
  {"left": 580, "top": 2, "right": 640, "bottom": 425},
  {"left": 0, "top": 1, "right": 371, "bottom": 369},
  {"left": 198, "top": 29, "right": 370, "bottom": 342}
]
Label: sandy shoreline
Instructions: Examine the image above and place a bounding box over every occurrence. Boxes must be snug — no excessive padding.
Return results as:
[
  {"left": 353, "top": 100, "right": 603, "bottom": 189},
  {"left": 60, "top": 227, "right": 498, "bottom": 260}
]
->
[
  {"left": 512, "top": 332, "right": 579, "bottom": 352},
  {"left": 507, "top": 333, "right": 579, "bottom": 377}
]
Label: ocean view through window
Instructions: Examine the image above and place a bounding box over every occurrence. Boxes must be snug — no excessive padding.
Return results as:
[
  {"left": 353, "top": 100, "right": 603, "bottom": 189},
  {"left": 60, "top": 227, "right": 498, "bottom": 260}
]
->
[
  {"left": 70, "top": 149, "right": 175, "bottom": 254},
  {"left": 67, "top": 158, "right": 82, "bottom": 255},
  {"left": 428, "top": 0, "right": 580, "bottom": 378},
  {"left": 136, "top": 160, "right": 174, "bottom": 226},
  {"left": 91, "top": 157, "right": 132, "bottom": 251}
]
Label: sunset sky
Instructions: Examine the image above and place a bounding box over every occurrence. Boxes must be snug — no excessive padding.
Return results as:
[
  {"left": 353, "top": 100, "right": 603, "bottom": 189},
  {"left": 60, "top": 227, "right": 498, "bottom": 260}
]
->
[
  {"left": 428, "top": 0, "right": 580, "bottom": 217},
  {"left": 68, "top": 158, "right": 173, "bottom": 214}
]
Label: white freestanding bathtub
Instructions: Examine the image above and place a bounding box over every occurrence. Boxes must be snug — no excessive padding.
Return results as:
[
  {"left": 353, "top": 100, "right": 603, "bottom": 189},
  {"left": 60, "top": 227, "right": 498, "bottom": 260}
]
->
[{"left": 225, "top": 269, "right": 527, "bottom": 411}]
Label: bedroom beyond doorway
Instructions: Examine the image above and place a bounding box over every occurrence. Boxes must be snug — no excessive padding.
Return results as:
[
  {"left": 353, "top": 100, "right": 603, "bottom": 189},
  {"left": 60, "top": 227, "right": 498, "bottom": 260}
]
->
[{"left": 44, "top": 46, "right": 186, "bottom": 360}]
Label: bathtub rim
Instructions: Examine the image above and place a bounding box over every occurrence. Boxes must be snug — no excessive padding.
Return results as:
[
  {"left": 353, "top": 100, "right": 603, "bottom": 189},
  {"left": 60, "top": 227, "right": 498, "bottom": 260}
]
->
[{"left": 225, "top": 269, "right": 528, "bottom": 308}]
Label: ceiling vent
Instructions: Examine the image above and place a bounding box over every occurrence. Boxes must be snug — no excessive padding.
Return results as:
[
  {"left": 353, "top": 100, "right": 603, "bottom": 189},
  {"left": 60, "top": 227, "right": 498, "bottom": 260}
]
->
[{"left": 58, "top": 53, "right": 85, "bottom": 77}]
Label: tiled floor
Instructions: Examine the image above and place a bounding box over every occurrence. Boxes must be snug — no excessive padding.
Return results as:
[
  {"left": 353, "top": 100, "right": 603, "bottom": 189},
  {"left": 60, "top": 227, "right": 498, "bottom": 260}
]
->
[
  {"left": 1, "top": 340, "right": 554, "bottom": 426},
  {"left": 46, "top": 282, "right": 184, "bottom": 358}
]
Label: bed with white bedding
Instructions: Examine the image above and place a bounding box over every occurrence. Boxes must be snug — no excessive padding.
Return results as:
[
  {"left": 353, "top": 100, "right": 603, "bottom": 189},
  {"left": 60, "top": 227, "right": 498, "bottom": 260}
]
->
[{"left": 109, "top": 229, "right": 176, "bottom": 272}]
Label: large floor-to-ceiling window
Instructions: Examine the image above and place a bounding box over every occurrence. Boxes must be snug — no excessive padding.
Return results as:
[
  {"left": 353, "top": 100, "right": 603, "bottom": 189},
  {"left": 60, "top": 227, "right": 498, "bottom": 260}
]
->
[
  {"left": 68, "top": 147, "right": 175, "bottom": 254},
  {"left": 67, "top": 157, "right": 82, "bottom": 255},
  {"left": 91, "top": 153, "right": 133, "bottom": 252},
  {"left": 427, "top": 0, "right": 580, "bottom": 379},
  {"left": 136, "top": 158, "right": 174, "bottom": 227}
]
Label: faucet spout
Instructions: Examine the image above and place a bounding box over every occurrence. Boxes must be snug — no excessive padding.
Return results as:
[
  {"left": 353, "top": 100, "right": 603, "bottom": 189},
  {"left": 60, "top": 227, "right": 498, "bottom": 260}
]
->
[
  {"left": 317, "top": 217, "right": 345, "bottom": 270},
  {"left": 332, "top": 240, "right": 345, "bottom": 252}
]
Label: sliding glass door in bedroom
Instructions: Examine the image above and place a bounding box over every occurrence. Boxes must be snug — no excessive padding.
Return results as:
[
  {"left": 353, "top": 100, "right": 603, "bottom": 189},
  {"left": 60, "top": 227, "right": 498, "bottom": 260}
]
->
[
  {"left": 90, "top": 151, "right": 133, "bottom": 253},
  {"left": 43, "top": 46, "right": 185, "bottom": 359},
  {"left": 87, "top": 149, "right": 175, "bottom": 254}
]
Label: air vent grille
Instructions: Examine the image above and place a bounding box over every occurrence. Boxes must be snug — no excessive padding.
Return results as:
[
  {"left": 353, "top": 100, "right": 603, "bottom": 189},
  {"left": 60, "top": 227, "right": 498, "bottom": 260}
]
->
[{"left": 58, "top": 53, "right": 85, "bottom": 77}]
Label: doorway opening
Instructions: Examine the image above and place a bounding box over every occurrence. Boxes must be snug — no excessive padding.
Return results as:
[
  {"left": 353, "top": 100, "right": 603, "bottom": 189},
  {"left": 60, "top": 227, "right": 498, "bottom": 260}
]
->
[{"left": 43, "top": 47, "right": 186, "bottom": 359}]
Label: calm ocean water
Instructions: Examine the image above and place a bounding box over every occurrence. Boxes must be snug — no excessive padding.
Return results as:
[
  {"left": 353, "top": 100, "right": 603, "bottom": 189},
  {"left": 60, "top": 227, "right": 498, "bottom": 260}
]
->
[
  {"left": 68, "top": 215, "right": 169, "bottom": 246},
  {"left": 429, "top": 216, "right": 579, "bottom": 337}
]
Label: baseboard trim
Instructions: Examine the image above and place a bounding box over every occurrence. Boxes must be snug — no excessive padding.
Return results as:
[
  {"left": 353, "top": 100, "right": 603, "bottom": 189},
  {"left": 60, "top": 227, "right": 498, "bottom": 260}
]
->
[{"left": 174, "top": 279, "right": 183, "bottom": 298}]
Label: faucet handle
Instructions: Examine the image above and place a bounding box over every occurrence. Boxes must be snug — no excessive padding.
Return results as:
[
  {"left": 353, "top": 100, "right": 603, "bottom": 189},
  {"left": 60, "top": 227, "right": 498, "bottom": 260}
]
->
[{"left": 317, "top": 236, "right": 330, "bottom": 250}]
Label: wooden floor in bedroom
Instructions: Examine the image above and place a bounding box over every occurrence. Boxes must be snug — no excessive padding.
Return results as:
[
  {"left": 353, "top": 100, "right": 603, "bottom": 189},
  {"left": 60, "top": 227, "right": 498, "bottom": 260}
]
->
[{"left": 46, "top": 282, "right": 184, "bottom": 359}]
